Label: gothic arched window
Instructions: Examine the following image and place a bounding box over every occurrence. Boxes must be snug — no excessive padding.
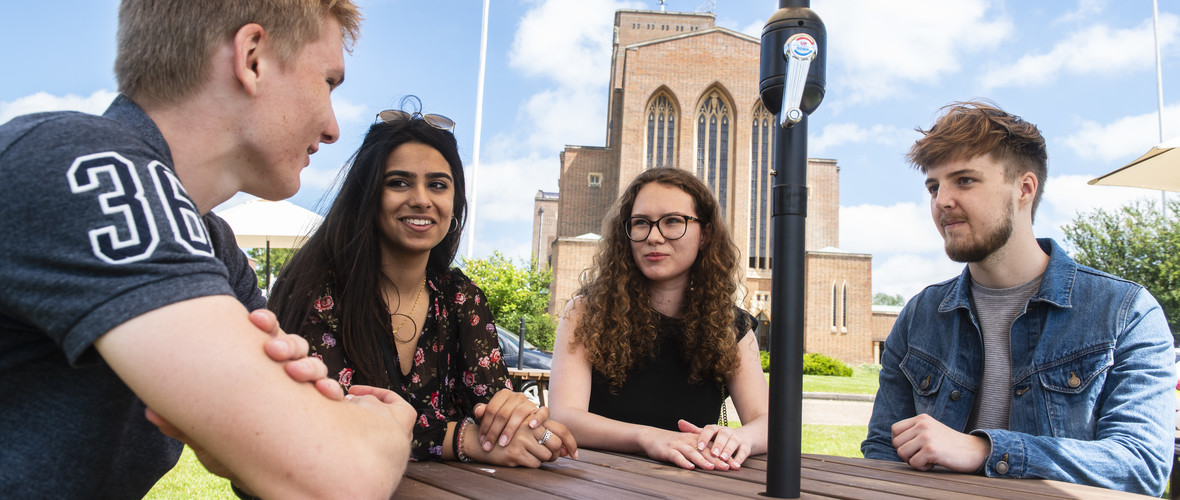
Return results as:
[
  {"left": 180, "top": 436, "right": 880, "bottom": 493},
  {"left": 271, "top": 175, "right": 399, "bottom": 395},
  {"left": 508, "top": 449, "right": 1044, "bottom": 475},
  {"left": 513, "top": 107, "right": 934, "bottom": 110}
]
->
[
  {"left": 645, "top": 93, "right": 676, "bottom": 169},
  {"left": 749, "top": 103, "right": 775, "bottom": 270},
  {"left": 695, "top": 90, "right": 731, "bottom": 219}
]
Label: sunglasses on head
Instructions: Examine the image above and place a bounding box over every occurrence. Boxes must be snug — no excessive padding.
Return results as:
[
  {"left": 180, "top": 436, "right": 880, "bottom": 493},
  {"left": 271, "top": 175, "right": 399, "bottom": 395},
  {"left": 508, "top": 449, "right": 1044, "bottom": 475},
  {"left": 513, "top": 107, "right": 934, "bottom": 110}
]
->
[{"left": 376, "top": 109, "right": 456, "bottom": 132}]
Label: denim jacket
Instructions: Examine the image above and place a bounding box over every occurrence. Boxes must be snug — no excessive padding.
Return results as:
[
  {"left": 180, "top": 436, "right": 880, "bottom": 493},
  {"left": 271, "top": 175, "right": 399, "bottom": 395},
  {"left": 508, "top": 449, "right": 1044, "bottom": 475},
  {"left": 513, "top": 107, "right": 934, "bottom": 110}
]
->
[{"left": 862, "top": 239, "right": 1174, "bottom": 496}]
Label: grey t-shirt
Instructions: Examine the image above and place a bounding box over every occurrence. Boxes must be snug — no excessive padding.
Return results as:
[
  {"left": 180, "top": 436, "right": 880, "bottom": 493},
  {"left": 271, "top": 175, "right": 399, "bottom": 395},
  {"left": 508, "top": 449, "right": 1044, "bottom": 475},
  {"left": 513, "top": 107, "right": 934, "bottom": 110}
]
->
[
  {"left": 0, "top": 95, "right": 262, "bottom": 498},
  {"left": 967, "top": 274, "right": 1043, "bottom": 431}
]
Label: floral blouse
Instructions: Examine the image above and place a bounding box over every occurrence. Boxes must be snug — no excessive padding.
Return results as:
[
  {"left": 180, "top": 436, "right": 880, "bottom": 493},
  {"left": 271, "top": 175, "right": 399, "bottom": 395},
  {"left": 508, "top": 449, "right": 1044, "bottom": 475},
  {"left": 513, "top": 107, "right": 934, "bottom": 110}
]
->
[{"left": 297, "top": 267, "right": 512, "bottom": 461}]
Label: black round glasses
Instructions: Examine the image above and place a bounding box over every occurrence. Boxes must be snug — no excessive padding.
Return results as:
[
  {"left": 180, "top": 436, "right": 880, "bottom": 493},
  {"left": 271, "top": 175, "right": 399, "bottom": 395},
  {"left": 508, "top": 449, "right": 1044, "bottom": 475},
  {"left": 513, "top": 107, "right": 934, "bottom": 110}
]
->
[{"left": 626, "top": 214, "right": 701, "bottom": 242}]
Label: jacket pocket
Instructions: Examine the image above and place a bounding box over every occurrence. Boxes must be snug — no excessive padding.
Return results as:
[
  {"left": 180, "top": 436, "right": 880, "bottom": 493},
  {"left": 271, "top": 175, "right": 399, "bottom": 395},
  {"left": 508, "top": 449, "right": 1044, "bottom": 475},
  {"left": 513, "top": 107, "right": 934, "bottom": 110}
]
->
[
  {"left": 1034, "top": 346, "right": 1113, "bottom": 437},
  {"left": 901, "top": 350, "right": 949, "bottom": 415}
]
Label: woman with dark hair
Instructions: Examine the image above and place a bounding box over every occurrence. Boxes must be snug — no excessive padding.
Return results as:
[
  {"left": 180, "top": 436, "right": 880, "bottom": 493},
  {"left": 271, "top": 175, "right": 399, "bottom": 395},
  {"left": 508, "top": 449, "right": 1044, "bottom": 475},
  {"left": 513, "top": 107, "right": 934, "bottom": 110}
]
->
[
  {"left": 269, "top": 100, "right": 575, "bottom": 466},
  {"left": 549, "top": 167, "right": 768, "bottom": 471}
]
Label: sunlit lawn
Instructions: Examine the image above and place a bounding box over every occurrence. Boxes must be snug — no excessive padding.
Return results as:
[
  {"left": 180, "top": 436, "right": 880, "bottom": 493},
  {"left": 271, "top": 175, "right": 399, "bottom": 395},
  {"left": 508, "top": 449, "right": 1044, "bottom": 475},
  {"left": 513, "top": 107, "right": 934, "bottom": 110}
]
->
[
  {"left": 802, "top": 424, "right": 866, "bottom": 458},
  {"left": 763, "top": 364, "right": 881, "bottom": 395},
  {"left": 145, "top": 447, "right": 232, "bottom": 499}
]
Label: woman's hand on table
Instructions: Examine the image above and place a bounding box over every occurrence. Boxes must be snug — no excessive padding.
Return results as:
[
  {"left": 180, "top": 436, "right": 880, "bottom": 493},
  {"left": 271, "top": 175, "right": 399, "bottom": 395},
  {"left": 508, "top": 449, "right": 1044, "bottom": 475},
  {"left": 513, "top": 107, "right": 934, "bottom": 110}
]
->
[
  {"left": 679, "top": 419, "right": 751, "bottom": 470},
  {"left": 464, "top": 417, "right": 574, "bottom": 467},
  {"left": 473, "top": 390, "right": 578, "bottom": 459},
  {"left": 638, "top": 421, "right": 732, "bottom": 471}
]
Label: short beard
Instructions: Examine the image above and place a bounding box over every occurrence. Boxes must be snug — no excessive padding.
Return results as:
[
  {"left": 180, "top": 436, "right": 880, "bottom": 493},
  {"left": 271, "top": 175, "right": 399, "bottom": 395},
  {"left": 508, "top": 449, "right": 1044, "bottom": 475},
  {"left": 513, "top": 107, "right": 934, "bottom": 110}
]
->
[{"left": 944, "top": 202, "right": 1014, "bottom": 263}]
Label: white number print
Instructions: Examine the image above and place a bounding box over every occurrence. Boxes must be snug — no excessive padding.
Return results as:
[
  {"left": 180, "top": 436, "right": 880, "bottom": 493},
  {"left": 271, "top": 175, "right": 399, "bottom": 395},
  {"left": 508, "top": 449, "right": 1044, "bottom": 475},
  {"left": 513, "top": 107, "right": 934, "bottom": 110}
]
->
[
  {"left": 151, "top": 162, "right": 213, "bottom": 257},
  {"left": 67, "top": 152, "right": 160, "bottom": 264}
]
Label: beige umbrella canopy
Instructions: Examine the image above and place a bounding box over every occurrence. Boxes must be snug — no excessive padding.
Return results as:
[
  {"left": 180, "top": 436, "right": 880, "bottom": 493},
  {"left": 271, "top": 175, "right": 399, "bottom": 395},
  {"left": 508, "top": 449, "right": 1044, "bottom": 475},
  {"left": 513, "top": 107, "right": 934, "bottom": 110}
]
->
[
  {"left": 217, "top": 199, "right": 322, "bottom": 249},
  {"left": 216, "top": 199, "right": 323, "bottom": 290},
  {"left": 1089, "top": 137, "right": 1180, "bottom": 192}
]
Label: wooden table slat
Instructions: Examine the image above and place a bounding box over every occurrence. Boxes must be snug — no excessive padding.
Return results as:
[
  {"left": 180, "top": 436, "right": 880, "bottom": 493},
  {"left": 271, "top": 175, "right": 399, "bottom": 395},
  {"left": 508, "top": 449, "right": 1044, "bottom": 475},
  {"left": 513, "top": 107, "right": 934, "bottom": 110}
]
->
[
  {"left": 801, "top": 454, "right": 1152, "bottom": 500},
  {"left": 449, "top": 460, "right": 653, "bottom": 500},
  {"left": 387, "top": 477, "right": 468, "bottom": 500},
  {"left": 403, "top": 461, "right": 563, "bottom": 499},
  {"left": 395, "top": 450, "right": 1154, "bottom": 499},
  {"left": 542, "top": 450, "right": 760, "bottom": 499}
]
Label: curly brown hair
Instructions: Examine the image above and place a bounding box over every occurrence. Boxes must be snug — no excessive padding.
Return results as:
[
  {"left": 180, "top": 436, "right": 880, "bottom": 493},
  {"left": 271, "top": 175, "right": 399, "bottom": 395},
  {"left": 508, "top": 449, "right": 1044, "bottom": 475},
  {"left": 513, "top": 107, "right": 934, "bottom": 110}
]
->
[{"left": 572, "top": 167, "right": 743, "bottom": 390}]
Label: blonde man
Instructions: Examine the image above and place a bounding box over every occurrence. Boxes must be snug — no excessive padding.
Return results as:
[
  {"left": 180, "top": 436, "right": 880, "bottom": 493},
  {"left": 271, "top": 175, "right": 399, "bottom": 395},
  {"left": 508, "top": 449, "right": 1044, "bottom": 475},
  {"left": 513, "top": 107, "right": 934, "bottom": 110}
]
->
[{"left": 0, "top": 1, "right": 416, "bottom": 498}]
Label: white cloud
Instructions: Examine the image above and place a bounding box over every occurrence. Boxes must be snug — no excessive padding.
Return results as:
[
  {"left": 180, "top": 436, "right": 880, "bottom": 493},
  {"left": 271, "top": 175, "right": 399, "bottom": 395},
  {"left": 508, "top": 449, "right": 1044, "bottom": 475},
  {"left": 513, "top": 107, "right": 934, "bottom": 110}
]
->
[
  {"left": 520, "top": 87, "right": 608, "bottom": 151},
  {"left": 1036, "top": 173, "right": 1162, "bottom": 238},
  {"left": 982, "top": 13, "right": 1179, "bottom": 89},
  {"left": 299, "top": 162, "right": 347, "bottom": 194},
  {"left": 505, "top": 0, "right": 642, "bottom": 156},
  {"left": 1061, "top": 102, "right": 1180, "bottom": 162},
  {"left": 1054, "top": 0, "right": 1109, "bottom": 25},
  {"left": 837, "top": 199, "right": 958, "bottom": 298},
  {"left": 469, "top": 154, "right": 557, "bottom": 224},
  {"left": 811, "top": 122, "right": 916, "bottom": 155},
  {"left": 0, "top": 90, "right": 117, "bottom": 125},
  {"left": 839, "top": 173, "right": 1158, "bottom": 299},
  {"left": 871, "top": 253, "right": 962, "bottom": 300},
  {"left": 509, "top": 0, "right": 642, "bottom": 90},
  {"left": 739, "top": 20, "right": 763, "bottom": 39},
  {"left": 474, "top": 230, "right": 533, "bottom": 262},
  {"left": 839, "top": 201, "right": 943, "bottom": 256},
  {"left": 331, "top": 96, "right": 367, "bottom": 125},
  {"left": 813, "top": 0, "right": 1012, "bottom": 103}
]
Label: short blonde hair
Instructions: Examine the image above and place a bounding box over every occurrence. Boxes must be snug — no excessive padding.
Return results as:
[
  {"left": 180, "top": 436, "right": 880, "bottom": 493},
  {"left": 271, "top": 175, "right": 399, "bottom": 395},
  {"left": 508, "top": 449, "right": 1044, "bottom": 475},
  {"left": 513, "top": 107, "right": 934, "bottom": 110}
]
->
[{"left": 115, "top": 0, "right": 361, "bottom": 105}]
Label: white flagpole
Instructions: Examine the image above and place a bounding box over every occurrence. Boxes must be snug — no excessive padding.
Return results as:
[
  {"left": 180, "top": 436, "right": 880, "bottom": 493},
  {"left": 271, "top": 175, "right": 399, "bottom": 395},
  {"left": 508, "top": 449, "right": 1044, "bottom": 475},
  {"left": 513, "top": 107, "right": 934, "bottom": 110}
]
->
[
  {"left": 1152, "top": 0, "right": 1167, "bottom": 216},
  {"left": 467, "top": 0, "right": 491, "bottom": 258}
]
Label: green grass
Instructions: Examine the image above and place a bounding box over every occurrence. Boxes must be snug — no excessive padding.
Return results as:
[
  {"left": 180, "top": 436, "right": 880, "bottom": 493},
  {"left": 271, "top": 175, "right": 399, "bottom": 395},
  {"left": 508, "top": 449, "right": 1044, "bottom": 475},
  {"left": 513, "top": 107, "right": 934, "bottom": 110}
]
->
[
  {"left": 764, "top": 365, "right": 881, "bottom": 395},
  {"left": 144, "top": 447, "right": 233, "bottom": 499},
  {"left": 802, "top": 424, "right": 866, "bottom": 458}
]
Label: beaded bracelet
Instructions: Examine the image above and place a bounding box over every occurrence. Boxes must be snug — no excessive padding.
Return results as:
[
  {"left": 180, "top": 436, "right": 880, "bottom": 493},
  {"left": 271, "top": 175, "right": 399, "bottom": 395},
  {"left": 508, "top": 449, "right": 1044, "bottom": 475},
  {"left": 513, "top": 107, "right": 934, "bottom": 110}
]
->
[{"left": 455, "top": 417, "right": 475, "bottom": 463}]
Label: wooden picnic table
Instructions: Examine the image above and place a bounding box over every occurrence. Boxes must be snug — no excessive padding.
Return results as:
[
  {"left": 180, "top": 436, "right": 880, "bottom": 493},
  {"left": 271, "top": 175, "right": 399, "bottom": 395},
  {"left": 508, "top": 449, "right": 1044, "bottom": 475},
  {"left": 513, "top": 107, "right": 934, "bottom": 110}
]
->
[
  {"left": 507, "top": 368, "right": 550, "bottom": 407},
  {"left": 394, "top": 449, "right": 1152, "bottom": 499}
]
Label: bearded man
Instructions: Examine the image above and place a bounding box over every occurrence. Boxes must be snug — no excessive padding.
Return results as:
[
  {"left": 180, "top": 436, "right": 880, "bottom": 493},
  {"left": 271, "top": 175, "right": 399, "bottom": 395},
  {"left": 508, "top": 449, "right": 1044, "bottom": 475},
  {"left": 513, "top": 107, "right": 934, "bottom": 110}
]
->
[{"left": 860, "top": 101, "right": 1174, "bottom": 497}]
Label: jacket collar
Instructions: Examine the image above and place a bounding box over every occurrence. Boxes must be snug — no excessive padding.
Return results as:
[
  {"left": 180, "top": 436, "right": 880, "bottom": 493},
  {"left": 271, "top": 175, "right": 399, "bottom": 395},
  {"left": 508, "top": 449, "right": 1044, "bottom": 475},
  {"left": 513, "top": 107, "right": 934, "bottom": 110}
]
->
[{"left": 938, "top": 238, "right": 1076, "bottom": 313}]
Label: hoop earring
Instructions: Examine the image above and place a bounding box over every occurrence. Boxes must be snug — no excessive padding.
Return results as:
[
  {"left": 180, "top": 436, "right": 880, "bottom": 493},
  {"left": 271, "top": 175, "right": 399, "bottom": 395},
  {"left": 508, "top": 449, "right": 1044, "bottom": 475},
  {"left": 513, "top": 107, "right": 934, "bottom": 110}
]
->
[{"left": 448, "top": 217, "right": 459, "bottom": 233}]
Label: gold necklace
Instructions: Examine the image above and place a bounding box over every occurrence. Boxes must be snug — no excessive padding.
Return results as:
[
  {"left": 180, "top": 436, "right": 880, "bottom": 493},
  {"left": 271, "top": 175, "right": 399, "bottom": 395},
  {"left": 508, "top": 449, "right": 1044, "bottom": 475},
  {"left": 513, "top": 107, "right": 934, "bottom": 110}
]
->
[{"left": 391, "top": 277, "right": 427, "bottom": 344}]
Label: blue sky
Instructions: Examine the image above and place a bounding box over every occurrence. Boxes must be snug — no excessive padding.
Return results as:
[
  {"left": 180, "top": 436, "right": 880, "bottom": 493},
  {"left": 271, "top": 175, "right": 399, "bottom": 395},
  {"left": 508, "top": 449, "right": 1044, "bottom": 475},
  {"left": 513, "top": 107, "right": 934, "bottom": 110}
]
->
[{"left": 2, "top": 0, "right": 1177, "bottom": 300}]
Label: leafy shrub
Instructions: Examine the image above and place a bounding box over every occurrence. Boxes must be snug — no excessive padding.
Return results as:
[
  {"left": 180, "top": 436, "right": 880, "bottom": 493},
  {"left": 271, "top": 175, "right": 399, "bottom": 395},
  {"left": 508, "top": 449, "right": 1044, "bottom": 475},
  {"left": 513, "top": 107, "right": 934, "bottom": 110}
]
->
[
  {"left": 802, "top": 353, "right": 852, "bottom": 377},
  {"left": 759, "top": 351, "right": 853, "bottom": 377},
  {"left": 499, "top": 311, "right": 556, "bottom": 351},
  {"left": 858, "top": 363, "right": 882, "bottom": 374}
]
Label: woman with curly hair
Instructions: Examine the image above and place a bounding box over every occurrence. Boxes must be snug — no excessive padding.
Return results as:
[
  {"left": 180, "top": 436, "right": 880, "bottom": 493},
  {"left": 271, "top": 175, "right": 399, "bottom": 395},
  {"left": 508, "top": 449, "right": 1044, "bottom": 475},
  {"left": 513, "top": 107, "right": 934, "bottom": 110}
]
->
[
  {"left": 549, "top": 167, "right": 768, "bottom": 471},
  {"left": 269, "top": 98, "right": 575, "bottom": 467}
]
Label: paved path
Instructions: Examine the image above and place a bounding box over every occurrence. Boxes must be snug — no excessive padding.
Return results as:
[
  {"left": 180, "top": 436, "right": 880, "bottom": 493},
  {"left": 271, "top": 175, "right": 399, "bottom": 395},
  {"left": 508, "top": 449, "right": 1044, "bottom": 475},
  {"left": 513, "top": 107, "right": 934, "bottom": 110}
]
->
[{"left": 724, "top": 393, "right": 875, "bottom": 427}]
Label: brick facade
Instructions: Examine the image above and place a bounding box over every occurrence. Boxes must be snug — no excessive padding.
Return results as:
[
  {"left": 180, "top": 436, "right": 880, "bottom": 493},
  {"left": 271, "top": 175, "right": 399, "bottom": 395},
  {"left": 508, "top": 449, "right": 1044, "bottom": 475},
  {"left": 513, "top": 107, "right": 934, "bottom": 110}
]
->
[
  {"left": 532, "top": 191, "right": 559, "bottom": 267},
  {"left": 543, "top": 9, "right": 891, "bottom": 366}
]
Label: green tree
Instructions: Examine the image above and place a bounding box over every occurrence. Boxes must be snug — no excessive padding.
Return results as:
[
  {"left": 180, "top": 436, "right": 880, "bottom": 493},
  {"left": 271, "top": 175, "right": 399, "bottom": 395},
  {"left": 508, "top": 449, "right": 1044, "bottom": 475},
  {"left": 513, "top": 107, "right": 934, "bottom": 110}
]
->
[
  {"left": 872, "top": 293, "right": 905, "bottom": 306},
  {"left": 1063, "top": 199, "right": 1180, "bottom": 340},
  {"left": 247, "top": 247, "right": 295, "bottom": 292},
  {"left": 460, "top": 251, "right": 557, "bottom": 350}
]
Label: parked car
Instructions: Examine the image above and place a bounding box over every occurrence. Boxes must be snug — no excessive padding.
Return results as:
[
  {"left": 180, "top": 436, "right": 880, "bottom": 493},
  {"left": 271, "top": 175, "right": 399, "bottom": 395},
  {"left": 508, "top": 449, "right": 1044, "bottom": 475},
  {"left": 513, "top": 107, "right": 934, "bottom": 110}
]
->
[{"left": 496, "top": 325, "right": 553, "bottom": 405}]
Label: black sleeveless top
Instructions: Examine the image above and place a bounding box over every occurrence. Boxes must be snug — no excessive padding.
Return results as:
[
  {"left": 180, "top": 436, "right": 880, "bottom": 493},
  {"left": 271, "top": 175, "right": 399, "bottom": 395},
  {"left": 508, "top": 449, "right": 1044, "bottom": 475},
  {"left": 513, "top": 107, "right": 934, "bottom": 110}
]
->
[{"left": 587, "top": 307, "right": 755, "bottom": 431}]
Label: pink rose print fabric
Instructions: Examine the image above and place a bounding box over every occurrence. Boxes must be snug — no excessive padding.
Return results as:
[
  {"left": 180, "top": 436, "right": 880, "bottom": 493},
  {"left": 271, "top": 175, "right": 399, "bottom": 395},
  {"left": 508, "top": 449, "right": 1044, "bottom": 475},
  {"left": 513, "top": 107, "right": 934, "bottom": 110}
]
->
[{"left": 292, "top": 268, "right": 511, "bottom": 461}]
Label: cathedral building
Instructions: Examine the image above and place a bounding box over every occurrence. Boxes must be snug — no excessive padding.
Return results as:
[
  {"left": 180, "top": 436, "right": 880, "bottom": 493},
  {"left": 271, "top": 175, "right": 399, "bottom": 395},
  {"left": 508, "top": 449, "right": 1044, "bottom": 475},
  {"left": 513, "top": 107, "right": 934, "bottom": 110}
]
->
[{"left": 535, "top": 9, "right": 895, "bottom": 365}]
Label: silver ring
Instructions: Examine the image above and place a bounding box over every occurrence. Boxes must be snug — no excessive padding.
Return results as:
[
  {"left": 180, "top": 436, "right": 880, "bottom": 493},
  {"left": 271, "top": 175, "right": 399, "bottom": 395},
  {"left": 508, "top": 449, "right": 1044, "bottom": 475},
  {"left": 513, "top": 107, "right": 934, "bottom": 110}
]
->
[{"left": 538, "top": 428, "right": 553, "bottom": 445}]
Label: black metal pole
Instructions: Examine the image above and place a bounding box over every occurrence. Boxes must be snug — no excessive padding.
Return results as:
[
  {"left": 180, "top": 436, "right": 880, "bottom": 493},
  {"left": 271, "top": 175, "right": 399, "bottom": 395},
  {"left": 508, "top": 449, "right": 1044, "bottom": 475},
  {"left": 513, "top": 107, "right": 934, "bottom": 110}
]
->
[
  {"left": 759, "top": 1, "right": 825, "bottom": 497},
  {"left": 264, "top": 240, "right": 271, "bottom": 294},
  {"left": 517, "top": 317, "right": 526, "bottom": 371},
  {"left": 767, "top": 118, "right": 807, "bottom": 497}
]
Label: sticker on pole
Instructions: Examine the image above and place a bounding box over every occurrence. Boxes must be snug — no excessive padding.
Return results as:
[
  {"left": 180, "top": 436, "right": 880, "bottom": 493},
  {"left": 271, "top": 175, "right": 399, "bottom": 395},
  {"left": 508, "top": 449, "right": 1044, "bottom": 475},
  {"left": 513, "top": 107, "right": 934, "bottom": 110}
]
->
[
  {"left": 781, "top": 34, "right": 817, "bottom": 127},
  {"left": 787, "top": 34, "right": 816, "bottom": 60}
]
